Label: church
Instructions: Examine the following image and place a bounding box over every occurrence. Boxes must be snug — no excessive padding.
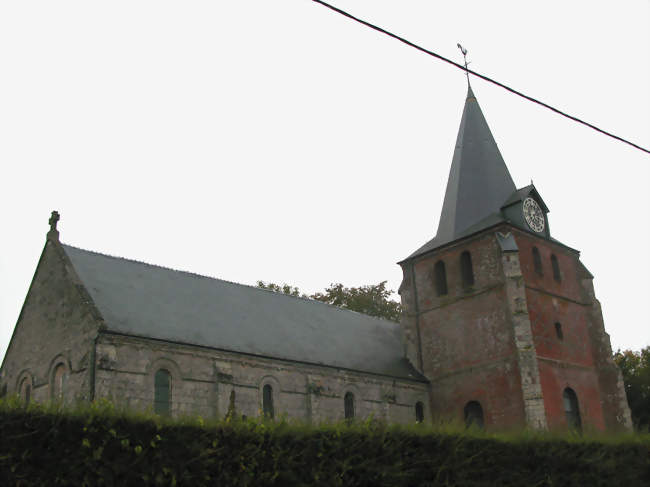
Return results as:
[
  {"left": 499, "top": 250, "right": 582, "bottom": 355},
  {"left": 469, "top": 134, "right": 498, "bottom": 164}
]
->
[{"left": 0, "top": 87, "right": 632, "bottom": 430}]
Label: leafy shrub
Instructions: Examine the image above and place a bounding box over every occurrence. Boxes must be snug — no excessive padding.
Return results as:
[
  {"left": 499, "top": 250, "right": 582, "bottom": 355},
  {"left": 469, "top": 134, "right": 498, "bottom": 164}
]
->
[{"left": 0, "top": 398, "right": 648, "bottom": 486}]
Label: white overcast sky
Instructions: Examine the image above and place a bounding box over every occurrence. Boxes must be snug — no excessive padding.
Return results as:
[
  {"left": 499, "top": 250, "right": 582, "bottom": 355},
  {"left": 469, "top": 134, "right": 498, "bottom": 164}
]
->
[{"left": 1, "top": 1, "right": 648, "bottom": 363}]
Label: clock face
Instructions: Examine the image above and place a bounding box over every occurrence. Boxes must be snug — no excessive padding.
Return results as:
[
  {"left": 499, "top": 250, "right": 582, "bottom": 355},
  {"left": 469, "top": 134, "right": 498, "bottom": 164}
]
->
[{"left": 522, "top": 197, "right": 545, "bottom": 233}]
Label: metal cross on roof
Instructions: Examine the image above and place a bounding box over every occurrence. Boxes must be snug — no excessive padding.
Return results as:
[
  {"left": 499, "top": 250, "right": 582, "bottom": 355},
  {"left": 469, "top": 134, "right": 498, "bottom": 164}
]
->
[{"left": 457, "top": 43, "right": 470, "bottom": 86}]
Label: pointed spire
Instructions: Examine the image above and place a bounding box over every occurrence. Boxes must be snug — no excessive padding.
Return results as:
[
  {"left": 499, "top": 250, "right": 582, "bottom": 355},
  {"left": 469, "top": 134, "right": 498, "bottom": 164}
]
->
[
  {"left": 402, "top": 87, "right": 522, "bottom": 261},
  {"left": 434, "top": 87, "right": 516, "bottom": 244}
]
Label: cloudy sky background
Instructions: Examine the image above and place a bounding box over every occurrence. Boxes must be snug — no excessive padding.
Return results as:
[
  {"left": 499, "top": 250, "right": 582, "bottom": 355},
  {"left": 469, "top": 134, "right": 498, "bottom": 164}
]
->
[{"left": 1, "top": 0, "right": 648, "bottom": 363}]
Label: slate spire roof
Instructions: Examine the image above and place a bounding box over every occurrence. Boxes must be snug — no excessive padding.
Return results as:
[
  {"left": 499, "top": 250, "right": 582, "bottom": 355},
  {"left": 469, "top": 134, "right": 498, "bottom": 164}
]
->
[{"left": 405, "top": 87, "right": 519, "bottom": 259}]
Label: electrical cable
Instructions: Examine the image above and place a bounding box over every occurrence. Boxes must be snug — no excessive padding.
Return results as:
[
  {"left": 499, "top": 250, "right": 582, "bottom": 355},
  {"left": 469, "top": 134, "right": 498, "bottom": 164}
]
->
[{"left": 312, "top": 0, "right": 650, "bottom": 155}]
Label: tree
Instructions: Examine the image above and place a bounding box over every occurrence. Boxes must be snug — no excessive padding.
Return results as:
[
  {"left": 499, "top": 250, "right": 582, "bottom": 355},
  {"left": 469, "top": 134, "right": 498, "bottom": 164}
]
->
[
  {"left": 311, "top": 281, "right": 401, "bottom": 322},
  {"left": 256, "top": 281, "right": 305, "bottom": 298},
  {"left": 613, "top": 346, "right": 650, "bottom": 431},
  {"left": 256, "top": 280, "right": 402, "bottom": 322}
]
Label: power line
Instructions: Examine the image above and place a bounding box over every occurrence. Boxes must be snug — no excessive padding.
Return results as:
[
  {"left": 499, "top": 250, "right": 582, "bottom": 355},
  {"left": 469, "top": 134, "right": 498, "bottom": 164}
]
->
[{"left": 311, "top": 0, "right": 650, "bottom": 155}]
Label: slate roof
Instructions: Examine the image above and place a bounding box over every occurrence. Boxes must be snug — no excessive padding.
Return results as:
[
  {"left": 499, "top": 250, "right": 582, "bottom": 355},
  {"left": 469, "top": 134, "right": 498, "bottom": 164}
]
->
[
  {"left": 405, "top": 87, "right": 526, "bottom": 261},
  {"left": 62, "top": 244, "right": 425, "bottom": 382},
  {"left": 405, "top": 212, "right": 506, "bottom": 260},
  {"left": 502, "top": 184, "right": 549, "bottom": 212}
]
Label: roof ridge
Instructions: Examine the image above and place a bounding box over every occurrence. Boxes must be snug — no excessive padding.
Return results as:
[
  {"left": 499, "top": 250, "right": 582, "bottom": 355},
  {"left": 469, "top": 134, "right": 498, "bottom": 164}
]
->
[{"left": 60, "top": 242, "right": 401, "bottom": 326}]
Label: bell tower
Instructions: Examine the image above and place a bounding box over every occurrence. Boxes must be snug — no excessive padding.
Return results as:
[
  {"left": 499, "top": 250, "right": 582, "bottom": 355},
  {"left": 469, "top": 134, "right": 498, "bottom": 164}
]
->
[{"left": 398, "top": 87, "right": 632, "bottom": 431}]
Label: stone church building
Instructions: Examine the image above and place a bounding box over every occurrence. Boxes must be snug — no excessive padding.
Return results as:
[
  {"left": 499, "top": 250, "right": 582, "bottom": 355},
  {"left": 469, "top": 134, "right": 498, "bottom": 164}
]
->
[{"left": 0, "top": 87, "right": 632, "bottom": 430}]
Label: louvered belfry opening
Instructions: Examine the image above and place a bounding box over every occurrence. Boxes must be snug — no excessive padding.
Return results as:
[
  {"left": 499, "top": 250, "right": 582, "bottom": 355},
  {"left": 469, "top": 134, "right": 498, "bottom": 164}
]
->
[
  {"left": 551, "top": 254, "right": 561, "bottom": 282},
  {"left": 460, "top": 251, "right": 474, "bottom": 288},
  {"left": 434, "top": 261, "right": 448, "bottom": 296},
  {"left": 533, "top": 247, "right": 543, "bottom": 275}
]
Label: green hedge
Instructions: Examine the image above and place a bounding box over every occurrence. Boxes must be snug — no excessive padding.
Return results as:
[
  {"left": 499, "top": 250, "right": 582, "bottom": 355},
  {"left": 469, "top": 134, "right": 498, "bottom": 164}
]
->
[{"left": 0, "top": 399, "right": 648, "bottom": 486}]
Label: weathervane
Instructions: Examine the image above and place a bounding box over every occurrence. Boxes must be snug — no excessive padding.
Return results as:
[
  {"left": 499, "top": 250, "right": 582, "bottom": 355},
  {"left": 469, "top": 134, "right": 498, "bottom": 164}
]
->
[{"left": 457, "top": 43, "right": 470, "bottom": 86}]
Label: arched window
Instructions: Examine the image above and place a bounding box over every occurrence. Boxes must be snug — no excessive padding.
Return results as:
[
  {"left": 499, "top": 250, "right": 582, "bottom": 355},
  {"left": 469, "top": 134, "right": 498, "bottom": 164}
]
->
[
  {"left": 415, "top": 401, "right": 424, "bottom": 423},
  {"left": 344, "top": 392, "right": 355, "bottom": 420},
  {"left": 154, "top": 369, "right": 171, "bottom": 415},
  {"left": 555, "top": 322, "right": 563, "bottom": 340},
  {"left": 460, "top": 251, "right": 474, "bottom": 288},
  {"left": 263, "top": 384, "right": 274, "bottom": 419},
  {"left": 532, "top": 247, "right": 543, "bottom": 275},
  {"left": 464, "top": 401, "right": 484, "bottom": 429},
  {"left": 226, "top": 389, "right": 236, "bottom": 419},
  {"left": 434, "top": 260, "right": 448, "bottom": 296},
  {"left": 19, "top": 377, "right": 31, "bottom": 405},
  {"left": 52, "top": 364, "right": 67, "bottom": 400},
  {"left": 551, "top": 254, "right": 561, "bottom": 282},
  {"left": 563, "top": 388, "right": 581, "bottom": 431}
]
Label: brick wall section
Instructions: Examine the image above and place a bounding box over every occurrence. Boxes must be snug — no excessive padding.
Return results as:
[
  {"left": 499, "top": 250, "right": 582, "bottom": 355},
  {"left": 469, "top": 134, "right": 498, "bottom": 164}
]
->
[
  {"left": 427, "top": 356, "right": 525, "bottom": 428},
  {"left": 0, "top": 238, "right": 102, "bottom": 403},
  {"left": 94, "top": 333, "right": 430, "bottom": 424},
  {"left": 400, "top": 223, "right": 631, "bottom": 431},
  {"left": 536, "top": 359, "right": 605, "bottom": 430},
  {"left": 581, "top": 277, "right": 633, "bottom": 430},
  {"left": 513, "top": 228, "right": 631, "bottom": 431},
  {"left": 400, "top": 231, "right": 530, "bottom": 428}
]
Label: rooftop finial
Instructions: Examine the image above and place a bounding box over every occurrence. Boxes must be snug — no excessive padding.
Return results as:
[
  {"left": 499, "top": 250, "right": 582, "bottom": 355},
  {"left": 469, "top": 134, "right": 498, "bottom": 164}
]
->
[
  {"left": 48, "top": 210, "right": 60, "bottom": 241},
  {"left": 457, "top": 43, "right": 470, "bottom": 87}
]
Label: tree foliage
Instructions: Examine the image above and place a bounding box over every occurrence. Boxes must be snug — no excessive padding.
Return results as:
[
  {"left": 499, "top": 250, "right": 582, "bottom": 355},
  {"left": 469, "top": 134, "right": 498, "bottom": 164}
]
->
[
  {"left": 310, "top": 281, "right": 402, "bottom": 322},
  {"left": 256, "top": 281, "right": 305, "bottom": 298},
  {"left": 614, "top": 346, "right": 650, "bottom": 431},
  {"left": 256, "top": 280, "right": 402, "bottom": 322}
]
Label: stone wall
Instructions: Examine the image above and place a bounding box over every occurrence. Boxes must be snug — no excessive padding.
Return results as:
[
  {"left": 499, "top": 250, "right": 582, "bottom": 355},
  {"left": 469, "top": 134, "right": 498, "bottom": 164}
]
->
[
  {"left": 0, "top": 237, "right": 429, "bottom": 425},
  {"left": 500, "top": 244, "right": 547, "bottom": 430},
  {"left": 94, "top": 333, "right": 430, "bottom": 424},
  {"left": 0, "top": 238, "right": 102, "bottom": 404}
]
